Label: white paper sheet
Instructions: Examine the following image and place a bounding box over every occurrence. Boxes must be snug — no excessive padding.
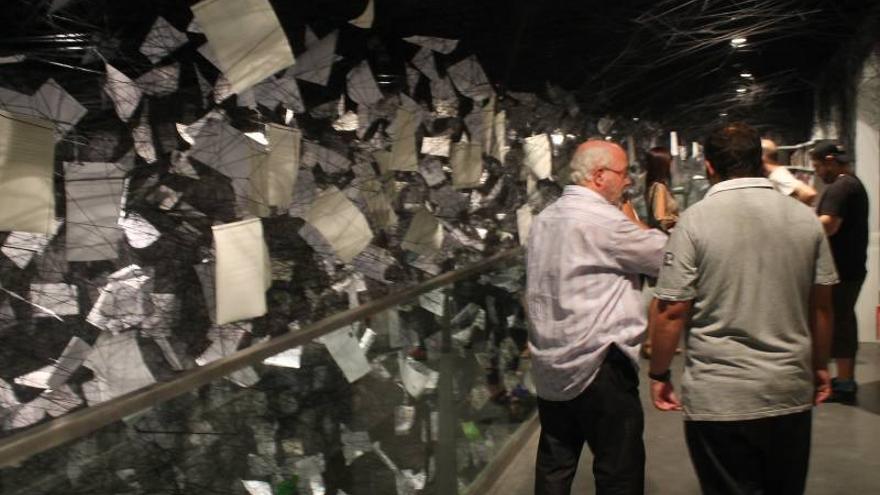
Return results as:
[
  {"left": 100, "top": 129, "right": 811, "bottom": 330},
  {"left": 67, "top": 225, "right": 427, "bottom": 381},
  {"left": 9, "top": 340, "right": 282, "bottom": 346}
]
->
[
  {"left": 352, "top": 245, "right": 396, "bottom": 283},
  {"left": 141, "top": 293, "right": 178, "bottom": 339},
  {"left": 1, "top": 220, "right": 61, "bottom": 269},
  {"left": 346, "top": 60, "right": 383, "bottom": 106},
  {"left": 447, "top": 56, "right": 492, "bottom": 101},
  {"left": 140, "top": 17, "right": 189, "bottom": 63},
  {"left": 451, "top": 141, "right": 483, "bottom": 189},
  {"left": 411, "top": 47, "right": 439, "bottom": 81},
  {"left": 242, "top": 480, "right": 273, "bottom": 495},
  {"left": 104, "top": 64, "right": 142, "bottom": 122},
  {"left": 249, "top": 124, "right": 301, "bottom": 217},
  {"left": 516, "top": 204, "right": 533, "bottom": 246},
  {"left": 302, "top": 141, "right": 351, "bottom": 174},
  {"left": 389, "top": 108, "right": 418, "bottom": 171},
  {"left": 419, "top": 289, "right": 445, "bottom": 316},
  {"left": 317, "top": 325, "right": 371, "bottom": 383},
  {"left": 491, "top": 110, "right": 507, "bottom": 162},
  {"left": 288, "top": 167, "right": 317, "bottom": 218},
  {"left": 302, "top": 187, "right": 372, "bottom": 263},
  {"left": 65, "top": 161, "right": 126, "bottom": 261},
  {"left": 290, "top": 30, "right": 340, "bottom": 86},
  {"left": 136, "top": 63, "right": 180, "bottom": 96},
  {"left": 349, "top": 0, "right": 374, "bottom": 28},
  {"left": 213, "top": 218, "right": 270, "bottom": 325},
  {"left": 420, "top": 136, "right": 450, "bottom": 157},
  {"left": 29, "top": 282, "right": 79, "bottom": 317},
  {"left": 398, "top": 353, "right": 437, "bottom": 399},
  {"left": 403, "top": 36, "right": 458, "bottom": 54},
  {"left": 14, "top": 336, "right": 91, "bottom": 389},
  {"left": 82, "top": 331, "right": 156, "bottom": 405},
  {"left": 196, "top": 322, "right": 250, "bottom": 365},
  {"left": 402, "top": 209, "right": 443, "bottom": 256},
  {"left": 191, "top": 0, "right": 295, "bottom": 94},
  {"left": 86, "top": 265, "right": 152, "bottom": 333},
  {"left": 253, "top": 73, "right": 305, "bottom": 112},
  {"left": 37, "top": 385, "right": 83, "bottom": 417},
  {"left": 341, "top": 424, "right": 373, "bottom": 465},
  {"left": 523, "top": 133, "right": 552, "bottom": 180},
  {"left": 119, "top": 213, "right": 160, "bottom": 248},
  {"left": 0, "top": 111, "right": 56, "bottom": 234},
  {"left": 263, "top": 346, "right": 303, "bottom": 368},
  {"left": 32, "top": 79, "right": 87, "bottom": 139},
  {"left": 359, "top": 177, "right": 397, "bottom": 230},
  {"left": 132, "top": 111, "right": 157, "bottom": 164}
]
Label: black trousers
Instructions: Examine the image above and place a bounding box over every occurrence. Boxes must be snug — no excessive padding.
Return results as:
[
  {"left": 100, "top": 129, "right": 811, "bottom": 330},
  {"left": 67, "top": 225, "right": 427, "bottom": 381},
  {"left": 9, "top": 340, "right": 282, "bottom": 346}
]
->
[
  {"left": 684, "top": 410, "right": 812, "bottom": 495},
  {"left": 535, "top": 346, "right": 645, "bottom": 495},
  {"left": 831, "top": 277, "right": 865, "bottom": 359}
]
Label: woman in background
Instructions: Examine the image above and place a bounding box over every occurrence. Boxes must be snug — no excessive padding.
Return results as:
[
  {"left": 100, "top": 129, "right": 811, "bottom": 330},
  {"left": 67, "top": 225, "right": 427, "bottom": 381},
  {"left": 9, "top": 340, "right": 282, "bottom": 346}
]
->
[
  {"left": 643, "top": 146, "right": 679, "bottom": 232},
  {"left": 641, "top": 147, "right": 680, "bottom": 358}
]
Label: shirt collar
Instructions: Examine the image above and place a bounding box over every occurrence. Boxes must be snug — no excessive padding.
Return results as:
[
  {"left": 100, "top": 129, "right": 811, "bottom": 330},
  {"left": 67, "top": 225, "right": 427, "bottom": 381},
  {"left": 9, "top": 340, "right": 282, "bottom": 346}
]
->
[
  {"left": 705, "top": 177, "right": 775, "bottom": 198},
  {"left": 563, "top": 184, "right": 613, "bottom": 205}
]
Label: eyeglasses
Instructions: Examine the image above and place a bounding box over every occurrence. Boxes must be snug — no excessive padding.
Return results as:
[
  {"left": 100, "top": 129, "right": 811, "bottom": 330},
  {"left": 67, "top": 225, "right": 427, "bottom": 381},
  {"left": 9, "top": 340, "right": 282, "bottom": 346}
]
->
[{"left": 600, "top": 167, "right": 629, "bottom": 178}]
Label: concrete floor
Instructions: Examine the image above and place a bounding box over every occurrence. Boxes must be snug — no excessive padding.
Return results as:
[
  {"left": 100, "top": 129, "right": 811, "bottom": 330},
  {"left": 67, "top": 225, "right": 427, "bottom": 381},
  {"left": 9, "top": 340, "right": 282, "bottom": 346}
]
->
[{"left": 487, "top": 343, "right": 880, "bottom": 495}]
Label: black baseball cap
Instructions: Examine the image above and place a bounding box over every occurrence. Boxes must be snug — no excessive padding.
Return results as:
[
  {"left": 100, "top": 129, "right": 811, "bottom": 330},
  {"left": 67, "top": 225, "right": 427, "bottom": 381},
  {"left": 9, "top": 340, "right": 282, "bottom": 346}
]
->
[{"left": 810, "top": 141, "right": 851, "bottom": 162}]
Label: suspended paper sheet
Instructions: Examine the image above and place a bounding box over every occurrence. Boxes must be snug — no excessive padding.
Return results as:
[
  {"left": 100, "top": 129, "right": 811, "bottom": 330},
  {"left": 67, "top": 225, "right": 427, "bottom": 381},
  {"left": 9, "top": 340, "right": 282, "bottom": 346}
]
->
[
  {"left": 104, "top": 64, "right": 142, "bottom": 122},
  {"left": 0, "top": 111, "right": 56, "bottom": 234},
  {"left": 302, "top": 141, "right": 351, "bottom": 174},
  {"left": 491, "top": 110, "right": 507, "bottom": 162},
  {"left": 192, "top": 0, "right": 295, "bottom": 94},
  {"left": 341, "top": 424, "right": 373, "bottom": 465},
  {"left": 34, "top": 386, "right": 82, "bottom": 418},
  {"left": 479, "top": 96, "right": 495, "bottom": 154},
  {"left": 249, "top": 124, "right": 301, "bottom": 217},
  {"left": 136, "top": 63, "right": 180, "bottom": 96},
  {"left": 302, "top": 187, "right": 373, "bottom": 262},
  {"left": 141, "top": 293, "right": 179, "bottom": 338},
  {"left": 32, "top": 79, "right": 87, "bottom": 138},
  {"left": 451, "top": 142, "right": 483, "bottom": 189},
  {"left": 359, "top": 178, "right": 398, "bottom": 230},
  {"left": 389, "top": 108, "right": 418, "bottom": 171},
  {"left": 352, "top": 245, "right": 396, "bottom": 283},
  {"left": 139, "top": 17, "right": 188, "bottom": 63},
  {"left": 86, "top": 265, "right": 152, "bottom": 333},
  {"left": 516, "top": 205, "right": 533, "bottom": 246},
  {"left": 401, "top": 209, "right": 443, "bottom": 256},
  {"left": 333, "top": 111, "right": 359, "bottom": 132},
  {"left": 82, "top": 332, "right": 155, "bottom": 405},
  {"left": 447, "top": 56, "right": 492, "bottom": 101},
  {"left": 419, "top": 157, "right": 447, "bottom": 186},
  {"left": 213, "top": 218, "right": 271, "bottom": 325},
  {"left": 346, "top": 60, "right": 382, "bottom": 106},
  {"left": 523, "top": 134, "right": 552, "bottom": 180},
  {"left": 403, "top": 36, "right": 458, "bottom": 54},
  {"left": 193, "top": 261, "right": 217, "bottom": 323},
  {"left": 14, "top": 336, "right": 91, "bottom": 389},
  {"left": 0, "top": 87, "right": 36, "bottom": 118},
  {"left": 317, "top": 325, "right": 371, "bottom": 383},
  {"left": 29, "top": 282, "right": 79, "bottom": 317},
  {"left": 194, "top": 64, "right": 212, "bottom": 107},
  {"left": 196, "top": 322, "right": 249, "bottom": 365},
  {"left": 349, "top": 0, "right": 374, "bottom": 28},
  {"left": 242, "top": 481, "right": 273, "bottom": 495},
  {"left": 263, "top": 346, "right": 302, "bottom": 368},
  {"left": 398, "top": 353, "right": 438, "bottom": 399},
  {"left": 64, "top": 162, "right": 126, "bottom": 261},
  {"left": 290, "top": 30, "right": 340, "bottom": 86},
  {"left": 132, "top": 111, "right": 157, "bottom": 163},
  {"left": 0, "top": 55, "right": 25, "bottom": 65},
  {"left": 411, "top": 48, "right": 439, "bottom": 81},
  {"left": 421, "top": 136, "right": 450, "bottom": 157},
  {"left": 120, "top": 213, "right": 160, "bottom": 248},
  {"left": 1, "top": 220, "right": 61, "bottom": 269},
  {"left": 419, "top": 289, "right": 445, "bottom": 316},
  {"left": 253, "top": 73, "right": 305, "bottom": 112},
  {"left": 405, "top": 66, "right": 421, "bottom": 95}
]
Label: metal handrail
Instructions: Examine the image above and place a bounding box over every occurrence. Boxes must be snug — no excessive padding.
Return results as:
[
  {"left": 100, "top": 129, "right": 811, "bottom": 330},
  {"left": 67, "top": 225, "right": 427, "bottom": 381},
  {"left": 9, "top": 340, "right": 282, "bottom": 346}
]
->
[{"left": 0, "top": 247, "right": 524, "bottom": 468}]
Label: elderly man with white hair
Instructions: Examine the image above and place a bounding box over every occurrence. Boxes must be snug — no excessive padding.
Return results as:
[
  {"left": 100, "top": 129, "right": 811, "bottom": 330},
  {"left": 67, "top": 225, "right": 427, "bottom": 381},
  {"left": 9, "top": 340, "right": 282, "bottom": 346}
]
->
[{"left": 526, "top": 140, "right": 667, "bottom": 495}]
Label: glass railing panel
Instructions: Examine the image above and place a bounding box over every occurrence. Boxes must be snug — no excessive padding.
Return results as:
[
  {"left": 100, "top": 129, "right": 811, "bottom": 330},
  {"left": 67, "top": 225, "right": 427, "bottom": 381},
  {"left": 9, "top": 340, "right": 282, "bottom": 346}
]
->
[{"left": 0, "top": 254, "right": 534, "bottom": 494}]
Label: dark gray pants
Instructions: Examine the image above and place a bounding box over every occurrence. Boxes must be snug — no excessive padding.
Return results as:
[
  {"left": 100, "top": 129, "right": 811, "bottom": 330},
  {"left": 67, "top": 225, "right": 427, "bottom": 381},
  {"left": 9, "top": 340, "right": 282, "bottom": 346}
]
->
[
  {"left": 685, "top": 410, "right": 812, "bottom": 495},
  {"left": 535, "top": 346, "right": 645, "bottom": 495}
]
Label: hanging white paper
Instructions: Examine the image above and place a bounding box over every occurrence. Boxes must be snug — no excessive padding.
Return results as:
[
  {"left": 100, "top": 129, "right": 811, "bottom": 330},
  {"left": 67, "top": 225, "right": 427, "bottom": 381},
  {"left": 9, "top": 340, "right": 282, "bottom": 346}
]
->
[
  {"left": 346, "top": 60, "right": 383, "bottom": 106},
  {"left": 82, "top": 332, "right": 156, "bottom": 405},
  {"left": 213, "top": 218, "right": 271, "bottom": 325},
  {"left": 317, "top": 325, "right": 371, "bottom": 383},
  {"left": 136, "top": 63, "right": 181, "bottom": 97},
  {"left": 104, "top": 64, "right": 142, "bottom": 122},
  {"left": 139, "top": 17, "right": 189, "bottom": 63},
  {"left": 86, "top": 265, "right": 152, "bottom": 333},
  {"left": 401, "top": 209, "right": 443, "bottom": 256},
  {"left": 249, "top": 124, "right": 301, "bottom": 217},
  {"left": 191, "top": 0, "right": 296, "bottom": 94},
  {"left": 290, "top": 30, "right": 340, "bottom": 86},
  {"left": 1, "top": 220, "right": 61, "bottom": 269},
  {"left": 451, "top": 141, "right": 483, "bottom": 189},
  {"left": 64, "top": 161, "right": 126, "bottom": 261},
  {"left": 523, "top": 134, "right": 552, "bottom": 180},
  {"left": 447, "top": 56, "right": 492, "bottom": 101},
  {"left": 0, "top": 111, "right": 56, "bottom": 234},
  {"left": 29, "top": 282, "right": 79, "bottom": 317},
  {"left": 302, "top": 187, "right": 373, "bottom": 263},
  {"left": 349, "top": 0, "right": 374, "bottom": 28},
  {"left": 403, "top": 36, "right": 458, "bottom": 54}
]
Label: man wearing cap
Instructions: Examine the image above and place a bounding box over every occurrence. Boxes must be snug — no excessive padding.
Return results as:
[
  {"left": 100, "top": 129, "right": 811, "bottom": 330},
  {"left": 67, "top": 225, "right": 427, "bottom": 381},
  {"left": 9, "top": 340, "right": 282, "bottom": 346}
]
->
[
  {"left": 762, "top": 138, "right": 817, "bottom": 205},
  {"left": 527, "top": 140, "right": 666, "bottom": 494},
  {"left": 811, "top": 141, "right": 869, "bottom": 404}
]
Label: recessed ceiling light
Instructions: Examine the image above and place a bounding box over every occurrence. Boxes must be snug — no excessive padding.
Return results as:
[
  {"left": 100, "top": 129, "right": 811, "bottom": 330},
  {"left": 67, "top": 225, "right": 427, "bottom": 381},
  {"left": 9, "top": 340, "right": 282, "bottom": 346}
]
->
[
  {"left": 719, "top": 112, "right": 728, "bottom": 117},
  {"left": 730, "top": 37, "right": 747, "bottom": 48},
  {"left": 736, "top": 87, "right": 748, "bottom": 94},
  {"left": 740, "top": 72, "right": 753, "bottom": 78},
  {"left": 632, "top": 117, "right": 640, "bottom": 122}
]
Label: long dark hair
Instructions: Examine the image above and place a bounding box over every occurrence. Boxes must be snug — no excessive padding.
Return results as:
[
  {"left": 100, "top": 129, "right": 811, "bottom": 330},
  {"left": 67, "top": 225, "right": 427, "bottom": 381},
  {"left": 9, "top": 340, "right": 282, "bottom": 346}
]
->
[{"left": 643, "top": 146, "right": 672, "bottom": 201}]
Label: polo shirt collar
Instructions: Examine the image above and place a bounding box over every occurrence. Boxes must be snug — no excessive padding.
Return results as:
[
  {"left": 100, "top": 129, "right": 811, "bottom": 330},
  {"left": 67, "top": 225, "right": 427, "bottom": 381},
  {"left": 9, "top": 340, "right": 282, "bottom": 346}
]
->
[
  {"left": 563, "top": 184, "right": 613, "bottom": 205},
  {"left": 705, "top": 177, "right": 774, "bottom": 198}
]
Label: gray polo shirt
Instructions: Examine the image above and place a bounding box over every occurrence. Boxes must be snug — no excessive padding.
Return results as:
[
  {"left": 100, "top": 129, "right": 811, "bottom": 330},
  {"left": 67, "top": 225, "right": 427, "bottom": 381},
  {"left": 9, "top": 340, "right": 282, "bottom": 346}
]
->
[{"left": 655, "top": 178, "right": 838, "bottom": 421}]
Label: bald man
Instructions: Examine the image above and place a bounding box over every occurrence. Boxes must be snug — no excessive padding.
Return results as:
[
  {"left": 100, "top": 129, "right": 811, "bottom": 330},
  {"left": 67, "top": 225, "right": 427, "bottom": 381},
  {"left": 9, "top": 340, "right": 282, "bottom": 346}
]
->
[
  {"left": 526, "top": 140, "right": 667, "bottom": 495},
  {"left": 762, "top": 138, "right": 817, "bottom": 205}
]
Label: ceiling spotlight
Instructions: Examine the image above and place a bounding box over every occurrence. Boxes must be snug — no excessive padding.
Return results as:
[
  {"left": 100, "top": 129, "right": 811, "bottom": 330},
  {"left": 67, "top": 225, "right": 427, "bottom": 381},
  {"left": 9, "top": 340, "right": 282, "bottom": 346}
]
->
[
  {"left": 550, "top": 130, "right": 565, "bottom": 146},
  {"left": 632, "top": 117, "right": 640, "bottom": 122},
  {"left": 736, "top": 87, "right": 748, "bottom": 94},
  {"left": 739, "top": 72, "right": 753, "bottom": 79},
  {"left": 719, "top": 112, "right": 728, "bottom": 117},
  {"left": 730, "top": 37, "right": 747, "bottom": 48}
]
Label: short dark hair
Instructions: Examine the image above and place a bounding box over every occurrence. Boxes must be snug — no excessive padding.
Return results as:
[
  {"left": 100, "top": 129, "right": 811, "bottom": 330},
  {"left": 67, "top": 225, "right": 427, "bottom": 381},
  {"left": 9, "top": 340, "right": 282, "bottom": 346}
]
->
[{"left": 703, "top": 122, "right": 763, "bottom": 179}]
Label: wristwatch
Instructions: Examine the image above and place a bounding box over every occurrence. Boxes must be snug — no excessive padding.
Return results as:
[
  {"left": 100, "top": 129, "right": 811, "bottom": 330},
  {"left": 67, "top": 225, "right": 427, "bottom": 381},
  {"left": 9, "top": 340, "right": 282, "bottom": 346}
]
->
[{"left": 648, "top": 369, "right": 672, "bottom": 383}]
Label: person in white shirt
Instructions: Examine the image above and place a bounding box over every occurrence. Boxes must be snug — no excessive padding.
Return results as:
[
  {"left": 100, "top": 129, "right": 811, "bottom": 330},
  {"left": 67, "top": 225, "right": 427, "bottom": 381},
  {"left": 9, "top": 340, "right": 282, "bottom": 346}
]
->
[
  {"left": 526, "top": 140, "right": 666, "bottom": 495},
  {"left": 762, "top": 138, "right": 817, "bottom": 205}
]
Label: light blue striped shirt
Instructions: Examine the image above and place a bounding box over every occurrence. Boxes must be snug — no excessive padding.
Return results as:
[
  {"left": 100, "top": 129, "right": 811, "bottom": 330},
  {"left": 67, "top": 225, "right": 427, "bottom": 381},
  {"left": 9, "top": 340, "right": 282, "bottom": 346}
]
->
[{"left": 526, "top": 185, "right": 667, "bottom": 401}]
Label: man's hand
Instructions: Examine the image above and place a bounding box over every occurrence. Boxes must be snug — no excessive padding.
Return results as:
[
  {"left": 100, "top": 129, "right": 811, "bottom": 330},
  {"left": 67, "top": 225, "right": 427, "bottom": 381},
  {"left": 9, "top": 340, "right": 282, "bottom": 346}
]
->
[
  {"left": 814, "top": 368, "right": 832, "bottom": 405},
  {"left": 650, "top": 380, "right": 682, "bottom": 411}
]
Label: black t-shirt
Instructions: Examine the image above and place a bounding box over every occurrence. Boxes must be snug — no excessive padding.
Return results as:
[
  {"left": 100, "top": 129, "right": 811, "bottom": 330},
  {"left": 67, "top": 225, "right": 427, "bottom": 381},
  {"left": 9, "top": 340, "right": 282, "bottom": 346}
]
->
[{"left": 817, "top": 174, "right": 869, "bottom": 280}]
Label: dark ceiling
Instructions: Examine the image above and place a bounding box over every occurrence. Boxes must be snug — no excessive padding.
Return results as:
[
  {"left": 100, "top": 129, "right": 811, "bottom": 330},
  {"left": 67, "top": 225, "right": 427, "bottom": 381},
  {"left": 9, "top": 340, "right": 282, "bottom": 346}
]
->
[{"left": 1, "top": 0, "right": 878, "bottom": 143}]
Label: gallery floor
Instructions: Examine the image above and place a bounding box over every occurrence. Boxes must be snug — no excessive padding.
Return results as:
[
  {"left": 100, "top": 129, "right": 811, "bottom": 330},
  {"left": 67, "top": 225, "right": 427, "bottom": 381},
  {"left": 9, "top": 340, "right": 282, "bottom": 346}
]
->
[{"left": 487, "top": 343, "right": 880, "bottom": 495}]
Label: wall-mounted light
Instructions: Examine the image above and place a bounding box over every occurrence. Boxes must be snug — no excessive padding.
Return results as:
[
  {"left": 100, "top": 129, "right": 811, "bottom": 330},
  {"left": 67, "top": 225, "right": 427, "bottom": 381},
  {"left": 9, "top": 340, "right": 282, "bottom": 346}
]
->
[{"left": 730, "top": 37, "right": 747, "bottom": 48}]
